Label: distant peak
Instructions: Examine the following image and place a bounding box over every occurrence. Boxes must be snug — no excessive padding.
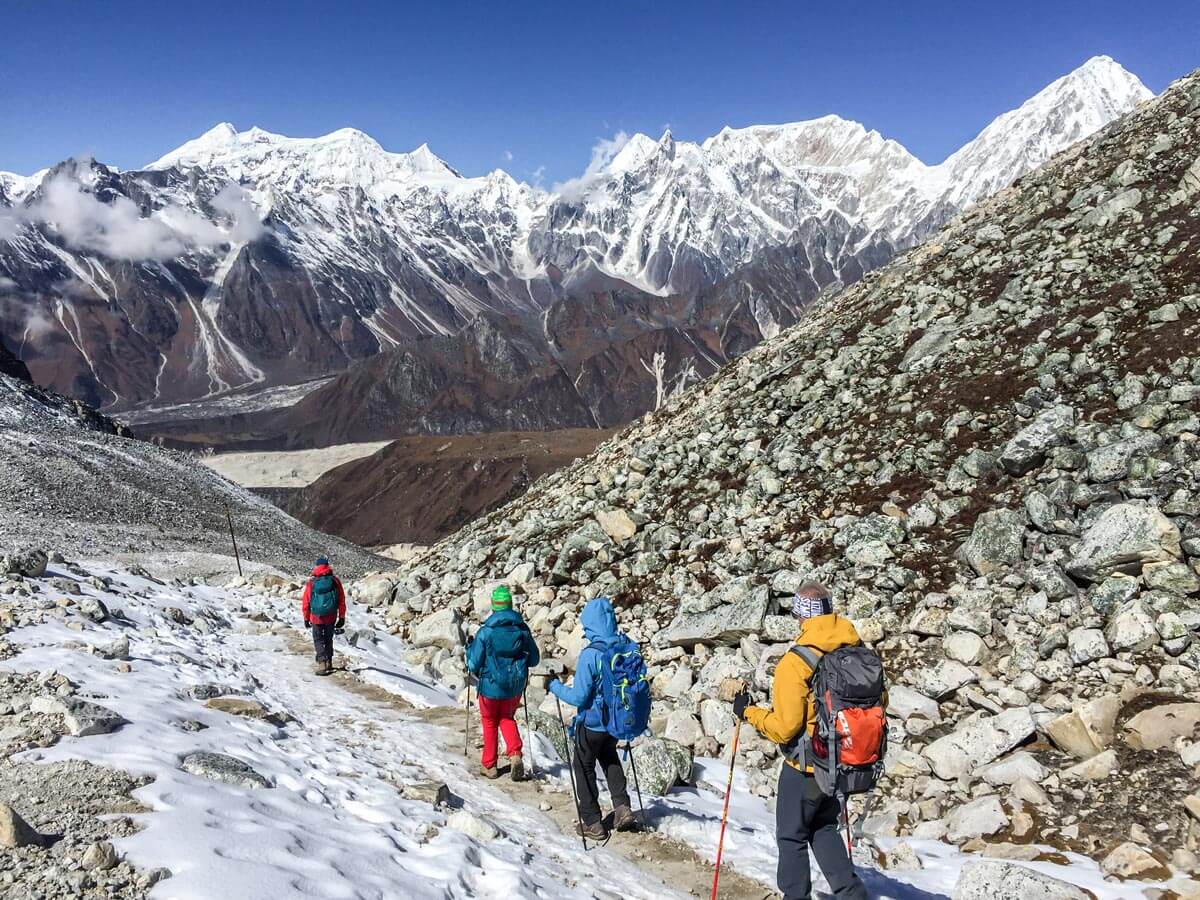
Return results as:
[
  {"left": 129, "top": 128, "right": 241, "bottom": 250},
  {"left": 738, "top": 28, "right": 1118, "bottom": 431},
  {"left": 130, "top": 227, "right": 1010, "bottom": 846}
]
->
[{"left": 196, "top": 122, "right": 239, "bottom": 145}]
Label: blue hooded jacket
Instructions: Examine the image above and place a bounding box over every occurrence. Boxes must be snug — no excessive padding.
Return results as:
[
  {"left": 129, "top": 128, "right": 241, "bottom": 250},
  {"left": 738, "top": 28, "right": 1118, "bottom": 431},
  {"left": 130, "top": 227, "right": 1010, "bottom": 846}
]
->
[
  {"left": 549, "top": 597, "right": 620, "bottom": 732},
  {"left": 466, "top": 608, "right": 540, "bottom": 700}
]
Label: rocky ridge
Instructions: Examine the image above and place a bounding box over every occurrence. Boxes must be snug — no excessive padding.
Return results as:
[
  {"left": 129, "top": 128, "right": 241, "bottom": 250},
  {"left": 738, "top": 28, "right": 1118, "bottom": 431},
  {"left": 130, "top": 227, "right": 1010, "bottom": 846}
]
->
[
  {"left": 0, "top": 362, "right": 380, "bottom": 576},
  {"left": 367, "top": 66, "right": 1200, "bottom": 885}
]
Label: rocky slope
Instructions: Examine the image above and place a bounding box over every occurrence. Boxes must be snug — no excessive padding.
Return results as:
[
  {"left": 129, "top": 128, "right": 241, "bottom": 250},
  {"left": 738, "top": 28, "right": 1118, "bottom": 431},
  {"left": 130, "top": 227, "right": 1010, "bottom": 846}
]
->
[
  {"left": 0, "top": 353, "right": 379, "bottom": 576},
  {"left": 369, "top": 66, "right": 1200, "bottom": 881},
  {"left": 1, "top": 59, "right": 1149, "bottom": 445}
]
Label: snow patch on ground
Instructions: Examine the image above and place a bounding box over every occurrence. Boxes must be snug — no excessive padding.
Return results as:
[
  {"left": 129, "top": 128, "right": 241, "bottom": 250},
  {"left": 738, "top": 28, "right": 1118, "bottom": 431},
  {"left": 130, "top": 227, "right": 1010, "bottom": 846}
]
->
[{"left": 202, "top": 441, "right": 393, "bottom": 488}]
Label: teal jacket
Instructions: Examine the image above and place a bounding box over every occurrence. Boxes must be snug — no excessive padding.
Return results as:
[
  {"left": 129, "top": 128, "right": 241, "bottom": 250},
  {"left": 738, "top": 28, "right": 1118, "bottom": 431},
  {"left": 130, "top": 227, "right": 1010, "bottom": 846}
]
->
[{"left": 466, "top": 609, "right": 540, "bottom": 700}]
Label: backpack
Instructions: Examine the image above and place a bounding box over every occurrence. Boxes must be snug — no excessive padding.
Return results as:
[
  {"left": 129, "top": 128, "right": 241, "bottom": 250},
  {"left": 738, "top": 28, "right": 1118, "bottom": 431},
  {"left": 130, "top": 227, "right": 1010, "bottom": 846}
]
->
[
  {"left": 596, "top": 636, "right": 651, "bottom": 743},
  {"left": 787, "top": 644, "right": 887, "bottom": 799},
  {"left": 484, "top": 621, "right": 532, "bottom": 698},
  {"left": 309, "top": 575, "right": 339, "bottom": 618}
]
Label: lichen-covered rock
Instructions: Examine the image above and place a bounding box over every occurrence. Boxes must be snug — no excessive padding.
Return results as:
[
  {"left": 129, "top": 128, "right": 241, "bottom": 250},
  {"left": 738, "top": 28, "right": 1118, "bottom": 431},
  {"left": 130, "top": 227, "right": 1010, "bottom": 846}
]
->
[
  {"left": 1066, "top": 502, "right": 1182, "bottom": 581},
  {"left": 958, "top": 509, "right": 1025, "bottom": 576},
  {"left": 952, "top": 859, "right": 1093, "bottom": 900},
  {"left": 180, "top": 751, "right": 271, "bottom": 789}
]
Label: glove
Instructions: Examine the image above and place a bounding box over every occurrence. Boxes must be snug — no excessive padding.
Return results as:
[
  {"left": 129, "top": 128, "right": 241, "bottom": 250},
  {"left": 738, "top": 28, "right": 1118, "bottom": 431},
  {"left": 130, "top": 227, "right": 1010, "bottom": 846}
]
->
[
  {"left": 732, "top": 689, "right": 751, "bottom": 722},
  {"left": 304, "top": 618, "right": 311, "bottom": 628},
  {"left": 335, "top": 618, "right": 345, "bottom": 631},
  {"left": 548, "top": 678, "right": 562, "bottom": 695}
]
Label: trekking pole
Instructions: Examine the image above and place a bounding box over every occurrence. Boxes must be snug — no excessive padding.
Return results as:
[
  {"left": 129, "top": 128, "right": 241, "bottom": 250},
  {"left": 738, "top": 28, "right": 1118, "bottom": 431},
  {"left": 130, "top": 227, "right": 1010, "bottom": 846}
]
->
[
  {"left": 464, "top": 681, "right": 473, "bottom": 758},
  {"left": 223, "top": 504, "right": 243, "bottom": 577},
  {"left": 709, "top": 719, "right": 741, "bottom": 900},
  {"left": 523, "top": 685, "right": 538, "bottom": 778},
  {"left": 625, "top": 742, "right": 648, "bottom": 832},
  {"left": 555, "top": 696, "right": 587, "bottom": 851},
  {"left": 841, "top": 792, "right": 852, "bottom": 856}
]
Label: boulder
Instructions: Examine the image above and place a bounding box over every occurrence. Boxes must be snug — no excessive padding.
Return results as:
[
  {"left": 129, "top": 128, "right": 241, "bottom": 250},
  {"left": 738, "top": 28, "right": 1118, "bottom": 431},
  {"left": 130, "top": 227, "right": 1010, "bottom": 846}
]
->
[
  {"left": 595, "top": 509, "right": 638, "bottom": 543},
  {"left": 630, "top": 737, "right": 692, "bottom": 795},
  {"left": 180, "top": 751, "right": 271, "bottom": 788},
  {"left": 402, "top": 782, "right": 451, "bottom": 806},
  {"left": 945, "top": 795, "right": 1008, "bottom": 843},
  {"left": 1123, "top": 702, "right": 1200, "bottom": 751},
  {"left": 1100, "top": 842, "right": 1171, "bottom": 881},
  {"left": 923, "top": 707, "right": 1036, "bottom": 780},
  {"left": 412, "top": 607, "right": 463, "bottom": 650},
  {"left": 977, "top": 751, "right": 1048, "bottom": 786},
  {"left": 663, "top": 709, "right": 703, "bottom": 748},
  {"left": 917, "top": 660, "right": 978, "bottom": 699},
  {"left": 952, "top": 859, "right": 1093, "bottom": 900},
  {"left": 355, "top": 574, "right": 397, "bottom": 608},
  {"left": 3, "top": 546, "right": 48, "bottom": 578},
  {"left": 943, "top": 632, "right": 989, "bottom": 666},
  {"left": 1066, "top": 502, "right": 1182, "bottom": 581},
  {"left": 1061, "top": 748, "right": 1117, "bottom": 781},
  {"left": 887, "top": 685, "right": 941, "bottom": 724},
  {"left": 660, "top": 585, "right": 769, "bottom": 647},
  {"left": 205, "top": 697, "right": 286, "bottom": 727},
  {"left": 34, "top": 698, "right": 128, "bottom": 737},
  {"left": 958, "top": 509, "right": 1025, "bottom": 576},
  {"left": 1044, "top": 694, "right": 1121, "bottom": 759},
  {"left": 997, "top": 407, "right": 1075, "bottom": 475},
  {"left": 1067, "top": 627, "right": 1110, "bottom": 665},
  {"left": 1104, "top": 600, "right": 1159, "bottom": 653},
  {"left": 81, "top": 841, "right": 118, "bottom": 871},
  {"left": 0, "top": 803, "right": 45, "bottom": 848},
  {"left": 446, "top": 809, "right": 503, "bottom": 842}
]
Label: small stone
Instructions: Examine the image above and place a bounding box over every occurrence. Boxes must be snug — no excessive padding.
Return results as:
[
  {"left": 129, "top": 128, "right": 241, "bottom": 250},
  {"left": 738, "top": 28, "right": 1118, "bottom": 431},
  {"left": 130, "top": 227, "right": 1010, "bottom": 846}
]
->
[{"left": 81, "top": 841, "right": 118, "bottom": 871}]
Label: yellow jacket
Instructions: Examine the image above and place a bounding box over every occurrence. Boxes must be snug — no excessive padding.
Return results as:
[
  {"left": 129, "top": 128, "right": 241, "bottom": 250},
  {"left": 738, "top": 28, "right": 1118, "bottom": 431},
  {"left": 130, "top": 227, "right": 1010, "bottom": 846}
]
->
[{"left": 744, "top": 614, "right": 869, "bottom": 771}]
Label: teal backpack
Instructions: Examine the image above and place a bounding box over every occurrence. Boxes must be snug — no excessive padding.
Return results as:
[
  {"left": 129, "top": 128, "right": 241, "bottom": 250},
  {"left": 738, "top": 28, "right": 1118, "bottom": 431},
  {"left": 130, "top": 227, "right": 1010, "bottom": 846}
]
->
[{"left": 309, "top": 575, "right": 338, "bottom": 618}]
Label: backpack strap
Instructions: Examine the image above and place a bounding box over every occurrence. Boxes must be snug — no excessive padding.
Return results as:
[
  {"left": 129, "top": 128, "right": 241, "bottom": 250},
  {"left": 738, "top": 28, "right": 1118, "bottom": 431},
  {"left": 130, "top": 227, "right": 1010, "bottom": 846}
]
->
[{"left": 788, "top": 644, "right": 823, "bottom": 675}]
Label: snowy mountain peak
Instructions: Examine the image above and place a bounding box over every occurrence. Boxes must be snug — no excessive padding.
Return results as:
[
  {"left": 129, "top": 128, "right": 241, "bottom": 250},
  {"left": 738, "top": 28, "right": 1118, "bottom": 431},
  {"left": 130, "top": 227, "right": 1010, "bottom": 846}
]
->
[{"left": 934, "top": 56, "right": 1153, "bottom": 206}]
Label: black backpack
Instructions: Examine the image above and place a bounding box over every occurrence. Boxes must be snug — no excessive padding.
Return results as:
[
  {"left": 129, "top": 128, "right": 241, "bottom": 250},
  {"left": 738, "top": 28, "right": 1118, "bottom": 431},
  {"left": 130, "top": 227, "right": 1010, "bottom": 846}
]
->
[{"left": 786, "top": 644, "right": 887, "bottom": 799}]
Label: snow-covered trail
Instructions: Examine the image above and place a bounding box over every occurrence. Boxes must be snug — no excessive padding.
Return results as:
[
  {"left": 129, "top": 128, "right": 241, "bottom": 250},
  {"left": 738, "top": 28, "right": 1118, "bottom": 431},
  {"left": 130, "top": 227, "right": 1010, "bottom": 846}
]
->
[
  {"left": 7, "top": 564, "right": 691, "bottom": 900},
  {"left": 5, "top": 561, "right": 1167, "bottom": 900}
]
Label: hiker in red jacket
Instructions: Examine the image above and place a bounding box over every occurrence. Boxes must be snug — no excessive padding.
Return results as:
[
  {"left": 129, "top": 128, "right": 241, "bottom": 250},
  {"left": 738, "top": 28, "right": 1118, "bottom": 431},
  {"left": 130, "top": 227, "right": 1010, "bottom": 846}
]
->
[{"left": 301, "top": 557, "right": 346, "bottom": 676}]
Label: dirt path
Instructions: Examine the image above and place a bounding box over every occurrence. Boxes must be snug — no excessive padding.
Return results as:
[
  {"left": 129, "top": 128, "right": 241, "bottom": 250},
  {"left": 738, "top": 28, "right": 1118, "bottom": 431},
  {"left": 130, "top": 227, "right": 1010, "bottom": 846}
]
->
[{"left": 283, "top": 629, "right": 773, "bottom": 899}]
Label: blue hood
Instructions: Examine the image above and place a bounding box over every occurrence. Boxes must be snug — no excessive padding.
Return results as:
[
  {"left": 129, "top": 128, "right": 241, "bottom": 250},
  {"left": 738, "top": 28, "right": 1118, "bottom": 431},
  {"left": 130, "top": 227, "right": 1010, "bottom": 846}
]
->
[{"left": 581, "top": 597, "right": 618, "bottom": 644}]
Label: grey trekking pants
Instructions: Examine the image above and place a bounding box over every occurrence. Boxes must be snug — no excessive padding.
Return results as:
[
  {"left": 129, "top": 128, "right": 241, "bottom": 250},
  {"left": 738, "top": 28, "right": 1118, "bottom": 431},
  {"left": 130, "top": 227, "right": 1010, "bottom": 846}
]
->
[{"left": 776, "top": 765, "right": 867, "bottom": 900}]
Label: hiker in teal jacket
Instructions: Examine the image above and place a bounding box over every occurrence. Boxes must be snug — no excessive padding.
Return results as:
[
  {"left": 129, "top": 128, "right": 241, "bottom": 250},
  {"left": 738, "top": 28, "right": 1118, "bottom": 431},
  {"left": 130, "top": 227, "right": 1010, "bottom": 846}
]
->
[{"left": 466, "top": 585, "right": 540, "bottom": 780}]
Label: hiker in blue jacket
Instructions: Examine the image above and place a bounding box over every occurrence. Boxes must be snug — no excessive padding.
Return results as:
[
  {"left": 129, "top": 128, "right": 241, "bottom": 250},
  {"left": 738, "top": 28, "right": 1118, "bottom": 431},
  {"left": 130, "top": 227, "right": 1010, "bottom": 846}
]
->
[
  {"left": 549, "top": 597, "right": 636, "bottom": 839},
  {"left": 466, "top": 585, "right": 540, "bottom": 781}
]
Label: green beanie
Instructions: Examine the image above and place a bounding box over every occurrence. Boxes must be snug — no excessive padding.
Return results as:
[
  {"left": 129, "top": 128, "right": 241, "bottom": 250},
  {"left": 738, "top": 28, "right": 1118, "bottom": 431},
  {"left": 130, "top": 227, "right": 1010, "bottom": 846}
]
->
[{"left": 490, "top": 584, "right": 513, "bottom": 610}]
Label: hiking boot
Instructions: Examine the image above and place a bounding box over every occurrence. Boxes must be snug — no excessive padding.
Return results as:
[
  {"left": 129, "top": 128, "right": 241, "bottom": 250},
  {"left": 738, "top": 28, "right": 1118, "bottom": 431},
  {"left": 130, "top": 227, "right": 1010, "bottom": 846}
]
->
[
  {"left": 509, "top": 754, "right": 525, "bottom": 782},
  {"left": 480, "top": 765, "right": 500, "bottom": 779},
  {"left": 577, "top": 820, "right": 607, "bottom": 841},
  {"left": 313, "top": 661, "right": 326, "bottom": 675},
  {"left": 612, "top": 804, "right": 638, "bottom": 832}
]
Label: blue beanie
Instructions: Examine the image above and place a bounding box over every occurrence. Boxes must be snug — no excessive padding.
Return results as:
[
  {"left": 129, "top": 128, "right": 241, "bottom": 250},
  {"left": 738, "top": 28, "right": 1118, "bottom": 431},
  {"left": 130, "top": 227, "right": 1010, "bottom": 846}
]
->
[{"left": 315, "top": 556, "right": 329, "bottom": 567}]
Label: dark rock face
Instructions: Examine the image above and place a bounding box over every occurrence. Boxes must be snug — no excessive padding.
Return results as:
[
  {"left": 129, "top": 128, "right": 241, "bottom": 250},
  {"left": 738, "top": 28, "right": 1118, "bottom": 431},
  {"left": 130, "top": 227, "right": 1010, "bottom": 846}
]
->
[{"left": 0, "top": 338, "right": 30, "bottom": 382}]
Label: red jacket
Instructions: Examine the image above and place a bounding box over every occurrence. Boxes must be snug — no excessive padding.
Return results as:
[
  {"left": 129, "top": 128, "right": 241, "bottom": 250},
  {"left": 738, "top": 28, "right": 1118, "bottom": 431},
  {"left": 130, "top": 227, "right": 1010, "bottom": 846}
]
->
[{"left": 301, "top": 564, "right": 346, "bottom": 625}]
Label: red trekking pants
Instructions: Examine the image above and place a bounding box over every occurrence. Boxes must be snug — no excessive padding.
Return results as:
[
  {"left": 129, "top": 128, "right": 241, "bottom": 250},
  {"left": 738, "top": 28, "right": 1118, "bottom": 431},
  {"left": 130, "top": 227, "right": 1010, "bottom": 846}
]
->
[{"left": 478, "top": 695, "right": 523, "bottom": 770}]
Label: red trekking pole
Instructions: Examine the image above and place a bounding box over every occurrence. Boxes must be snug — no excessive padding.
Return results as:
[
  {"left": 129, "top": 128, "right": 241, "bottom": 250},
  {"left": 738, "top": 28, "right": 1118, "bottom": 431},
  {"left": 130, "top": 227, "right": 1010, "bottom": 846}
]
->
[{"left": 709, "top": 718, "right": 741, "bottom": 900}]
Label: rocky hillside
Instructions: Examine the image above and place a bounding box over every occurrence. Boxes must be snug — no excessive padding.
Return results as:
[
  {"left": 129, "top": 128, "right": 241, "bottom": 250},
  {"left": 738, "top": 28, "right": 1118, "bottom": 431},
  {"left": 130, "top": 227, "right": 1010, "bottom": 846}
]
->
[
  {"left": 0, "top": 355, "right": 380, "bottom": 576},
  {"left": 373, "top": 66, "right": 1200, "bottom": 882}
]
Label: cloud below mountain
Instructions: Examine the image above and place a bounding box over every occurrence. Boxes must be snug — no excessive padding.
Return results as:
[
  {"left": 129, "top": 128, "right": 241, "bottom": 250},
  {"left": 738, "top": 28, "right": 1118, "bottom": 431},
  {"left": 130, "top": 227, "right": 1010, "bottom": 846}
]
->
[{"left": 0, "top": 169, "right": 265, "bottom": 261}]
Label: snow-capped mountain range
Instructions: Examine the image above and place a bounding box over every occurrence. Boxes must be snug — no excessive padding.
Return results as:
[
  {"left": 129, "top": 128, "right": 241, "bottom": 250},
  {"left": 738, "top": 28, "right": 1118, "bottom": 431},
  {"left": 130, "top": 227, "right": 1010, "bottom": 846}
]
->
[{"left": 0, "top": 56, "right": 1152, "bottom": 439}]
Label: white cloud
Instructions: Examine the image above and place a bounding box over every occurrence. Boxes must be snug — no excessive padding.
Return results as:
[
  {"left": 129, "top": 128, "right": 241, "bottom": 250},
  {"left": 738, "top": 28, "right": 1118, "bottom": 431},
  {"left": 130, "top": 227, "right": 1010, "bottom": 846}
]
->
[
  {"left": 0, "top": 167, "right": 266, "bottom": 261},
  {"left": 529, "top": 165, "right": 546, "bottom": 189},
  {"left": 503, "top": 150, "right": 514, "bottom": 162},
  {"left": 553, "top": 131, "right": 630, "bottom": 202},
  {"left": 0, "top": 276, "right": 14, "bottom": 293}
]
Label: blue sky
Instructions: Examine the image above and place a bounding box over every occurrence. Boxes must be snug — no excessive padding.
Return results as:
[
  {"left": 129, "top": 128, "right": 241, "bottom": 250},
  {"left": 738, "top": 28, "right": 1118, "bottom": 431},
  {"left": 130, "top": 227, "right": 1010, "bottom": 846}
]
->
[{"left": 1, "top": 0, "right": 1197, "bottom": 184}]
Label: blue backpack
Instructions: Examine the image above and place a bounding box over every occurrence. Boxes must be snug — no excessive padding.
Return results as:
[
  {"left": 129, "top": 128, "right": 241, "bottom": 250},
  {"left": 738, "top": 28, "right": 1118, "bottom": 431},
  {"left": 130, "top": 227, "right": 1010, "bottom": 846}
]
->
[
  {"left": 309, "top": 575, "right": 339, "bottom": 618},
  {"left": 597, "top": 636, "right": 651, "bottom": 743}
]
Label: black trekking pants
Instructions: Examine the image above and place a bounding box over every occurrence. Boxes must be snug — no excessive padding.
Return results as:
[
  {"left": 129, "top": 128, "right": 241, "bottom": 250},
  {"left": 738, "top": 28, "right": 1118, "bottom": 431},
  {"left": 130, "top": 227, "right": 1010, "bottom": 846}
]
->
[
  {"left": 776, "top": 765, "right": 867, "bottom": 900},
  {"left": 312, "top": 622, "right": 335, "bottom": 663},
  {"left": 572, "top": 726, "right": 630, "bottom": 824}
]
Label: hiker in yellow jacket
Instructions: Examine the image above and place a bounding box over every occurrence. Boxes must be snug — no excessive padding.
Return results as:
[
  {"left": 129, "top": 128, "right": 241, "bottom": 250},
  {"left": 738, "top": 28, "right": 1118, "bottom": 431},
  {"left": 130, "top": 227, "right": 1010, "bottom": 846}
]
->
[{"left": 733, "top": 583, "right": 870, "bottom": 900}]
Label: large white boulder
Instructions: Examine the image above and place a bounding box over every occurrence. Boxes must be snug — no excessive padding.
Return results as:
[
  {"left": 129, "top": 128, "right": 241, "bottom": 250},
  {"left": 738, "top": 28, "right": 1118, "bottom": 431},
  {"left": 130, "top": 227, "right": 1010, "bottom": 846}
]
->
[
  {"left": 412, "top": 607, "right": 463, "bottom": 650},
  {"left": 953, "top": 859, "right": 1093, "bottom": 900},
  {"left": 923, "top": 708, "right": 1036, "bottom": 780}
]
